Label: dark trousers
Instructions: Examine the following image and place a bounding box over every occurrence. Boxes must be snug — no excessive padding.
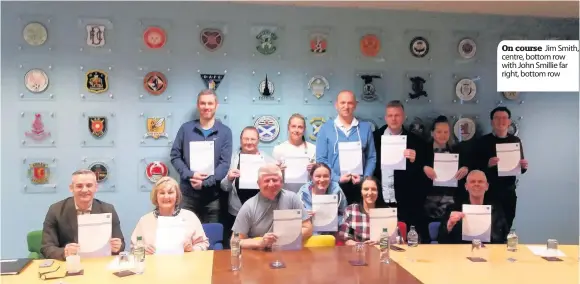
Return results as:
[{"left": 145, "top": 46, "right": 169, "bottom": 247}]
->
[
  {"left": 181, "top": 194, "right": 220, "bottom": 224},
  {"left": 502, "top": 191, "right": 517, "bottom": 230},
  {"left": 340, "top": 181, "right": 361, "bottom": 205},
  {"left": 222, "top": 213, "right": 237, "bottom": 249}
]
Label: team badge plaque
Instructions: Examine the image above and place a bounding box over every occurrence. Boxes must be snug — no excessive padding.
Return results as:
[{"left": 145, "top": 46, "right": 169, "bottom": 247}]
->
[
  {"left": 360, "top": 74, "right": 381, "bottom": 102},
  {"left": 458, "top": 38, "right": 476, "bottom": 59},
  {"left": 454, "top": 118, "right": 476, "bottom": 142},
  {"left": 25, "top": 113, "right": 51, "bottom": 141},
  {"left": 24, "top": 68, "right": 49, "bottom": 93},
  {"left": 143, "top": 71, "right": 167, "bottom": 95},
  {"left": 308, "top": 76, "right": 329, "bottom": 99},
  {"left": 200, "top": 28, "right": 223, "bottom": 51},
  {"left": 145, "top": 117, "right": 169, "bottom": 139},
  {"left": 89, "top": 162, "right": 109, "bottom": 183},
  {"left": 143, "top": 26, "right": 166, "bottom": 49},
  {"left": 201, "top": 74, "right": 225, "bottom": 91},
  {"left": 145, "top": 161, "right": 169, "bottom": 183},
  {"left": 23, "top": 22, "right": 48, "bottom": 46},
  {"left": 85, "top": 70, "right": 108, "bottom": 94},
  {"left": 256, "top": 29, "right": 277, "bottom": 55},
  {"left": 410, "top": 36, "right": 429, "bottom": 58},
  {"left": 86, "top": 25, "right": 105, "bottom": 47},
  {"left": 309, "top": 32, "right": 328, "bottom": 55},
  {"left": 258, "top": 74, "right": 275, "bottom": 100},
  {"left": 89, "top": 116, "right": 107, "bottom": 138},
  {"left": 502, "top": 92, "right": 519, "bottom": 100},
  {"left": 254, "top": 115, "right": 280, "bottom": 143},
  {"left": 409, "top": 76, "right": 428, "bottom": 99},
  {"left": 309, "top": 117, "right": 326, "bottom": 141},
  {"left": 360, "top": 34, "right": 380, "bottom": 57},
  {"left": 508, "top": 121, "right": 519, "bottom": 136},
  {"left": 455, "top": 78, "right": 476, "bottom": 101},
  {"left": 28, "top": 162, "right": 50, "bottom": 184}
]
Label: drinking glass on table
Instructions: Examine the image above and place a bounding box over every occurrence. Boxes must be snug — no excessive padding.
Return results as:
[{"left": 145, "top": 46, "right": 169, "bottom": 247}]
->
[
  {"left": 471, "top": 239, "right": 483, "bottom": 259},
  {"left": 351, "top": 242, "right": 366, "bottom": 265},
  {"left": 270, "top": 242, "right": 285, "bottom": 268},
  {"left": 546, "top": 239, "right": 559, "bottom": 257}
]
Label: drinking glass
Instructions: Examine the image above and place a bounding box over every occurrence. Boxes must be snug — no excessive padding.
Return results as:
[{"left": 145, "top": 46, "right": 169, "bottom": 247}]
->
[
  {"left": 352, "top": 242, "right": 366, "bottom": 265},
  {"left": 269, "top": 243, "right": 284, "bottom": 268},
  {"left": 546, "top": 239, "right": 558, "bottom": 257}
]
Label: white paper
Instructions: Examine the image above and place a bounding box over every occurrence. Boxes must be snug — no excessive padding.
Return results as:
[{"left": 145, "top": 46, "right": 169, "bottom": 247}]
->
[
  {"left": 369, "top": 208, "right": 398, "bottom": 241},
  {"left": 78, "top": 213, "right": 112, "bottom": 258},
  {"left": 526, "top": 245, "right": 567, "bottom": 257},
  {"left": 380, "top": 135, "right": 407, "bottom": 170},
  {"left": 238, "top": 154, "right": 265, "bottom": 189},
  {"left": 273, "top": 209, "right": 303, "bottom": 250},
  {"left": 496, "top": 143, "right": 521, "bottom": 177},
  {"left": 189, "top": 141, "right": 215, "bottom": 176},
  {"left": 283, "top": 156, "right": 310, "bottom": 184},
  {"left": 312, "top": 194, "right": 339, "bottom": 232},
  {"left": 433, "top": 153, "right": 459, "bottom": 187},
  {"left": 462, "top": 204, "right": 492, "bottom": 242},
  {"left": 338, "top": 141, "right": 363, "bottom": 176},
  {"left": 155, "top": 216, "right": 187, "bottom": 255}
]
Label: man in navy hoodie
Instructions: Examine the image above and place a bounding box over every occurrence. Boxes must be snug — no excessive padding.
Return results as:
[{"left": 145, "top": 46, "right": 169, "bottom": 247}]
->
[{"left": 170, "top": 89, "right": 233, "bottom": 223}]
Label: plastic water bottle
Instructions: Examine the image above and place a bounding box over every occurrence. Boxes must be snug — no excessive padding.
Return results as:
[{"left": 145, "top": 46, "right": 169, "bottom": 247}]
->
[
  {"left": 379, "top": 228, "right": 390, "bottom": 264},
  {"left": 506, "top": 229, "right": 518, "bottom": 262},
  {"left": 132, "top": 236, "right": 146, "bottom": 274},
  {"left": 407, "top": 225, "right": 419, "bottom": 262},
  {"left": 230, "top": 233, "right": 242, "bottom": 271}
]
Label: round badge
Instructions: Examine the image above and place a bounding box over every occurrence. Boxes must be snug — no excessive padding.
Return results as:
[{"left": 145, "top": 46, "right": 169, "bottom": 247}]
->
[
  {"left": 502, "top": 92, "right": 519, "bottom": 100},
  {"left": 143, "top": 26, "right": 166, "bottom": 49},
  {"left": 455, "top": 78, "right": 477, "bottom": 101},
  {"left": 309, "top": 33, "right": 327, "bottom": 55},
  {"left": 200, "top": 28, "right": 223, "bottom": 51},
  {"left": 258, "top": 77, "right": 275, "bottom": 97},
  {"left": 410, "top": 36, "right": 429, "bottom": 58},
  {"left": 360, "top": 34, "right": 380, "bottom": 57},
  {"left": 508, "top": 121, "right": 519, "bottom": 136},
  {"left": 145, "top": 161, "right": 169, "bottom": 183},
  {"left": 143, "top": 71, "right": 167, "bottom": 95},
  {"left": 23, "top": 22, "right": 48, "bottom": 46},
  {"left": 254, "top": 115, "right": 280, "bottom": 143},
  {"left": 453, "top": 118, "right": 476, "bottom": 142},
  {"left": 89, "top": 162, "right": 109, "bottom": 183},
  {"left": 24, "top": 68, "right": 49, "bottom": 93},
  {"left": 410, "top": 117, "right": 425, "bottom": 137},
  {"left": 458, "top": 38, "right": 476, "bottom": 59}
]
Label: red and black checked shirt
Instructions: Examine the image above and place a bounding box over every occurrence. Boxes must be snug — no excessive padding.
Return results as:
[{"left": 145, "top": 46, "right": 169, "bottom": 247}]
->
[{"left": 337, "top": 203, "right": 370, "bottom": 242}]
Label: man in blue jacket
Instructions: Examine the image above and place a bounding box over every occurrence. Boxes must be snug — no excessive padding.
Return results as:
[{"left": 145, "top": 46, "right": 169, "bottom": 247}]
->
[
  {"left": 170, "top": 89, "right": 233, "bottom": 223},
  {"left": 315, "top": 90, "right": 377, "bottom": 204}
]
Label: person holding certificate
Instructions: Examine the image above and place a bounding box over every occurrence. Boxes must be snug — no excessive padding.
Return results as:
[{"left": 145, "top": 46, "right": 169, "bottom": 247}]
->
[
  {"left": 437, "top": 170, "right": 509, "bottom": 244},
  {"left": 220, "top": 126, "right": 276, "bottom": 246},
  {"left": 131, "top": 177, "right": 209, "bottom": 254},
  {"left": 170, "top": 89, "right": 233, "bottom": 224},
  {"left": 473, "top": 107, "right": 528, "bottom": 230},
  {"left": 315, "top": 90, "right": 377, "bottom": 205}
]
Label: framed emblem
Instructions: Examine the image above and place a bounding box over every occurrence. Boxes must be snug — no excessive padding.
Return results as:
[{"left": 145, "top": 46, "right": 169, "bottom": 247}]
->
[
  {"left": 28, "top": 162, "right": 50, "bottom": 184},
  {"left": 453, "top": 117, "right": 476, "bottom": 142},
  {"left": 145, "top": 161, "right": 169, "bottom": 183},
  {"left": 86, "top": 25, "right": 105, "bottom": 47},
  {"left": 502, "top": 92, "right": 519, "bottom": 100},
  {"left": 254, "top": 115, "right": 280, "bottom": 143},
  {"left": 88, "top": 116, "right": 107, "bottom": 138},
  {"left": 455, "top": 78, "right": 477, "bottom": 101},
  {"left": 145, "top": 117, "right": 169, "bottom": 140},
  {"left": 200, "top": 28, "right": 223, "bottom": 51},
  {"left": 458, "top": 38, "right": 476, "bottom": 59},
  {"left": 409, "top": 117, "right": 426, "bottom": 138},
  {"left": 360, "top": 34, "right": 380, "bottom": 57},
  {"left": 24, "top": 68, "right": 49, "bottom": 93},
  {"left": 143, "top": 71, "right": 167, "bottom": 95},
  {"left": 408, "top": 76, "right": 428, "bottom": 100},
  {"left": 23, "top": 22, "right": 48, "bottom": 46},
  {"left": 308, "top": 117, "right": 326, "bottom": 141},
  {"left": 410, "top": 36, "right": 429, "bottom": 58},
  {"left": 201, "top": 74, "right": 225, "bottom": 91},
  {"left": 89, "top": 162, "right": 109, "bottom": 183},
  {"left": 256, "top": 29, "right": 278, "bottom": 55},
  {"left": 309, "top": 32, "right": 328, "bottom": 55},
  {"left": 143, "top": 26, "right": 167, "bottom": 49},
  {"left": 360, "top": 74, "right": 382, "bottom": 102},
  {"left": 20, "top": 111, "right": 56, "bottom": 147},
  {"left": 25, "top": 113, "right": 51, "bottom": 141},
  {"left": 85, "top": 70, "right": 108, "bottom": 94},
  {"left": 508, "top": 121, "right": 519, "bottom": 136},
  {"left": 258, "top": 74, "right": 275, "bottom": 99},
  {"left": 308, "top": 76, "right": 329, "bottom": 99}
]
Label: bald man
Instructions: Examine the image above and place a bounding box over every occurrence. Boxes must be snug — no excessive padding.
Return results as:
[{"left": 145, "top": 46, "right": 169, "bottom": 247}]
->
[
  {"left": 437, "top": 170, "right": 509, "bottom": 244},
  {"left": 315, "top": 90, "right": 377, "bottom": 204}
]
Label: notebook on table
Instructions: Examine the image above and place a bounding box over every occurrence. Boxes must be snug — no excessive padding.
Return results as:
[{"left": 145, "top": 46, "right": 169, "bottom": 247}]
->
[{"left": 0, "top": 258, "right": 32, "bottom": 275}]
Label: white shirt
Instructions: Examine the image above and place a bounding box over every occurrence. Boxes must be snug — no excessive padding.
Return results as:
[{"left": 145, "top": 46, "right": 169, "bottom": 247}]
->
[
  {"left": 272, "top": 140, "right": 316, "bottom": 162},
  {"left": 334, "top": 117, "right": 359, "bottom": 137}
]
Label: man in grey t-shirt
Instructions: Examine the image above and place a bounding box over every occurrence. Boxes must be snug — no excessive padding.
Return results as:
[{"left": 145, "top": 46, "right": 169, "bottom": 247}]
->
[{"left": 231, "top": 163, "right": 312, "bottom": 249}]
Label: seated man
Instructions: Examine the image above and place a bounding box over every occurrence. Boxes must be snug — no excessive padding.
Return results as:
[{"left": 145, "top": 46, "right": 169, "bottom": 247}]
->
[
  {"left": 41, "top": 169, "right": 125, "bottom": 260},
  {"left": 438, "top": 170, "right": 509, "bottom": 244},
  {"left": 231, "top": 163, "right": 313, "bottom": 249}
]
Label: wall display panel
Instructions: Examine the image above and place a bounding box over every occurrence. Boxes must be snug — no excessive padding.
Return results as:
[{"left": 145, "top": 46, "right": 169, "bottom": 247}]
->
[
  {"left": 497, "top": 91, "right": 525, "bottom": 106},
  {"left": 80, "top": 111, "right": 116, "bottom": 148},
  {"left": 80, "top": 156, "right": 116, "bottom": 192},
  {"left": 452, "top": 114, "right": 480, "bottom": 143},
  {"left": 195, "top": 20, "right": 230, "bottom": 58},
  {"left": 19, "top": 63, "right": 54, "bottom": 101},
  {"left": 354, "top": 70, "right": 386, "bottom": 104},
  {"left": 18, "top": 14, "right": 54, "bottom": 53},
  {"left": 451, "top": 73, "right": 481, "bottom": 105},
  {"left": 302, "top": 114, "right": 333, "bottom": 143},
  {"left": 137, "top": 18, "right": 174, "bottom": 55},
  {"left": 139, "top": 111, "right": 173, "bottom": 147},
  {"left": 138, "top": 157, "right": 172, "bottom": 192},
  {"left": 21, "top": 157, "right": 57, "bottom": 194},
  {"left": 19, "top": 111, "right": 56, "bottom": 148},
  {"left": 404, "top": 29, "right": 436, "bottom": 65},
  {"left": 136, "top": 65, "right": 173, "bottom": 102},
  {"left": 354, "top": 26, "right": 387, "bottom": 64},
  {"left": 250, "top": 23, "right": 286, "bottom": 60},
  {"left": 197, "top": 68, "right": 229, "bottom": 104},
  {"left": 451, "top": 30, "right": 480, "bottom": 64},
  {"left": 78, "top": 64, "right": 115, "bottom": 101},
  {"left": 402, "top": 71, "right": 433, "bottom": 105},
  {"left": 302, "top": 26, "right": 335, "bottom": 61},
  {"left": 77, "top": 17, "right": 114, "bottom": 55},
  {"left": 251, "top": 114, "right": 282, "bottom": 149},
  {"left": 302, "top": 70, "right": 335, "bottom": 105},
  {"left": 356, "top": 115, "right": 384, "bottom": 133},
  {"left": 249, "top": 70, "right": 283, "bottom": 105}
]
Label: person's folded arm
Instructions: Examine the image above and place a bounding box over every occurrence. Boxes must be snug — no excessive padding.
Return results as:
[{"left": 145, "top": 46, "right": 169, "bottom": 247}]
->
[{"left": 40, "top": 207, "right": 65, "bottom": 260}]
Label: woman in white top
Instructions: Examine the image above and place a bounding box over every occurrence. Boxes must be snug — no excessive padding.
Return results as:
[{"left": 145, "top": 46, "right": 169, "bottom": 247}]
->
[{"left": 272, "top": 113, "right": 317, "bottom": 193}]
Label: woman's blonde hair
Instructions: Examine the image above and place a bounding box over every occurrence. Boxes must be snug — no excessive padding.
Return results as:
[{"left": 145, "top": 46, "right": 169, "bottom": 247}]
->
[{"left": 150, "top": 176, "right": 182, "bottom": 208}]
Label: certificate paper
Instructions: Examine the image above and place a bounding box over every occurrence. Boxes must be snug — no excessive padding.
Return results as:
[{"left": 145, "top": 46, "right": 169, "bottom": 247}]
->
[
  {"left": 380, "top": 135, "right": 407, "bottom": 170},
  {"left": 155, "top": 216, "right": 186, "bottom": 255},
  {"left": 312, "top": 194, "right": 339, "bottom": 232},
  {"left": 189, "top": 141, "right": 215, "bottom": 176},
  {"left": 238, "top": 154, "right": 265, "bottom": 189},
  {"left": 496, "top": 143, "right": 521, "bottom": 177},
  {"left": 462, "top": 204, "right": 492, "bottom": 242},
  {"left": 273, "top": 209, "right": 303, "bottom": 250},
  {"left": 78, "top": 213, "right": 112, "bottom": 258},
  {"left": 433, "top": 153, "right": 459, "bottom": 187},
  {"left": 338, "top": 142, "right": 363, "bottom": 176},
  {"left": 369, "top": 208, "right": 398, "bottom": 242},
  {"left": 283, "top": 156, "right": 310, "bottom": 184}
]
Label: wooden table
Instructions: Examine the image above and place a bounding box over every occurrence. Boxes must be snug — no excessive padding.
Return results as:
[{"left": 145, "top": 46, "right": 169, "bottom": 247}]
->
[{"left": 211, "top": 246, "right": 423, "bottom": 284}]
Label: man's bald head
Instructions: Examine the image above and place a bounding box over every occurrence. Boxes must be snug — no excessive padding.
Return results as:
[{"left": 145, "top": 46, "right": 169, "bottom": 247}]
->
[
  {"left": 335, "top": 90, "right": 357, "bottom": 118},
  {"left": 465, "top": 170, "right": 488, "bottom": 198}
]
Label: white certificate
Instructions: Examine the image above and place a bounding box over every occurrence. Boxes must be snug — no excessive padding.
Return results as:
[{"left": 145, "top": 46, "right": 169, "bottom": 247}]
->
[
  {"left": 283, "top": 156, "right": 310, "bottom": 184},
  {"left": 312, "top": 194, "right": 339, "bottom": 232},
  {"left": 369, "top": 208, "right": 398, "bottom": 242},
  {"left": 189, "top": 141, "right": 215, "bottom": 176},
  {"left": 78, "top": 213, "right": 112, "bottom": 258},
  {"left": 338, "top": 141, "right": 363, "bottom": 176},
  {"left": 496, "top": 143, "right": 521, "bottom": 176},
  {"left": 273, "top": 209, "right": 303, "bottom": 250},
  {"left": 380, "top": 135, "right": 407, "bottom": 170},
  {"left": 155, "top": 216, "right": 186, "bottom": 255},
  {"left": 462, "top": 204, "right": 492, "bottom": 242},
  {"left": 238, "top": 154, "right": 265, "bottom": 189},
  {"left": 433, "top": 153, "right": 459, "bottom": 187}
]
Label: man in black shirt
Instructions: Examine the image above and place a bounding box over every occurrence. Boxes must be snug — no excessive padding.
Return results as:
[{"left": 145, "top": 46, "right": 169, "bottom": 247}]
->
[{"left": 473, "top": 107, "right": 528, "bottom": 230}]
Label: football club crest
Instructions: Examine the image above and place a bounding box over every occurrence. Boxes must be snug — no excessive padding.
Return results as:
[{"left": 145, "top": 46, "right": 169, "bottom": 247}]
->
[
  {"left": 360, "top": 74, "right": 381, "bottom": 102},
  {"left": 502, "top": 92, "right": 519, "bottom": 100},
  {"left": 24, "top": 68, "right": 49, "bottom": 93},
  {"left": 143, "top": 26, "right": 167, "bottom": 49},
  {"left": 458, "top": 38, "right": 476, "bottom": 59},
  {"left": 508, "top": 121, "right": 519, "bottom": 136},
  {"left": 145, "top": 117, "right": 169, "bottom": 139},
  {"left": 143, "top": 71, "right": 167, "bottom": 95},
  {"left": 200, "top": 28, "right": 223, "bottom": 51},
  {"left": 455, "top": 78, "right": 476, "bottom": 101},
  {"left": 309, "top": 32, "right": 327, "bottom": 55},
  {"left": 25, "top": 113, "right": 51, "bottom": 141},
  {"left": 258, "top": 74, "right": 275, "bottom": 100},
  {"left": 454, "top": 117, "right": 476, "bottom": 142},
  {"left": 410, "top": 36, "right": 429, "bottom": 58},
  {"left": 308, "top": 76, "right": 329, "bottom": 99},
  {"left": 23, "top": 22, "right": 48, "bottom": 46},
  {"left": 28, "top": 162, "right": 49, "bottom": 184},
  {"left": 254, "top": 115, "right": 280, "bottom": 143},
  {"left": 360, "top": 34, "right": 380, "bottom": 57},
  {"left": 86, "top": 25, "right": 105, "bottom": 47},
  {"left": 145, "top": 161, "right": 169, "bottom": 183},
  {"left": 85, "top": 70, "right": 108, "bottom": 94},
  {"left": 89, "top": 116, "right": 107, "bottom": 138},
  {"left": 256, "top": 29, "right": 277, "bottom": 55},
  {"left": 89, "top": 162, "right": 109, "bottom": 183},
  {"left": 201, "top": 74, "right": 225, "bottom": 91},
  {"left": 410, "top": 117, "right": 425, "bottom": 137},
  {"left": 409, "top": 76, "right": 428, "bottom": 99},
  {"left": 309, "top": 117, "right": 326, "bottom": 141}
]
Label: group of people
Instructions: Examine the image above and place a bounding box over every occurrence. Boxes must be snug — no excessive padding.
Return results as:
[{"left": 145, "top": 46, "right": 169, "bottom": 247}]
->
[{"left": 40, "top": 89, "right": 528, "bottom": 259}]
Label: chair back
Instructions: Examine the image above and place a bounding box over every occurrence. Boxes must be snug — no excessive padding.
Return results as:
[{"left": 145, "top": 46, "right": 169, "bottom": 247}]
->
[
  {"left": 428, "top": 222, "right": 441, "bottom": 244},
  {"left": 27, "top": 230, "right": 43, "bottom": 259},
  {"left": 397, "top": 222, "right": 407, "bottom": 242},
  {"left": 202, "top": 223, "right": 224, "bottom": 250},
  {"left": 304, "top": 235, "right": 336, "bottom": 248}
]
